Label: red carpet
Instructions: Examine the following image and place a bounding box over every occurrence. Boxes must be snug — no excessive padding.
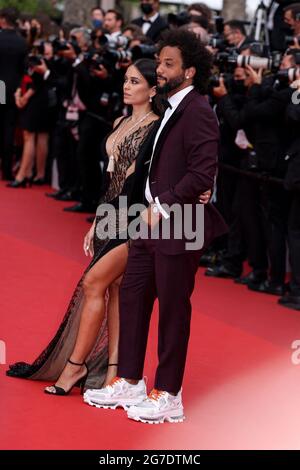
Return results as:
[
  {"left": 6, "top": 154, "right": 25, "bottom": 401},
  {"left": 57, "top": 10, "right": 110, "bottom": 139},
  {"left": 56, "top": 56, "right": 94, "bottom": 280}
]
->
[{"left": 1, "top": 180, "right": 300, "bottom": 450}]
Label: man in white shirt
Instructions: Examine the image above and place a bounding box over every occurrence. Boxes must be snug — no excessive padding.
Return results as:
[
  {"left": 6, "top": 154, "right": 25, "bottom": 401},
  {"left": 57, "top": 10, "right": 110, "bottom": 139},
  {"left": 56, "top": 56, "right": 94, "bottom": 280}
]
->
[{"left": 103, "top": 9, "right": 123, "bottom": 45}]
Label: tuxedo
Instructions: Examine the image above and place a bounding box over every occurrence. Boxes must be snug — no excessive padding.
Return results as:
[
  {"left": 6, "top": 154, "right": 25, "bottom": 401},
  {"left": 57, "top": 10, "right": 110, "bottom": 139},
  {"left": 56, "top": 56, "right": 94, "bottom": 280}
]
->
[
  {"left": 118, "top": 89, "right": 227, "bottom": 393},
  {"left": 131, "top": 14, "right": 169, "bottom": 42}
]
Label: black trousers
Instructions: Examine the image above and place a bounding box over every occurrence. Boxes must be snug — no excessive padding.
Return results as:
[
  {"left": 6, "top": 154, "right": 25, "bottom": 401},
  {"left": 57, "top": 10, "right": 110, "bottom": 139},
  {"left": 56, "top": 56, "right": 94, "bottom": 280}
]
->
[
  {"left": 118, "top": 237, "right": 200, "bottom": 394},
  {"left": 51, "top": 109, "right": 79, "bottom": 192},
  {"left": 288, "top": 191, "right": 300, "bottom": 295},
  {"left": 237, "top": 175, "right": 269, "bottom": 273},
  {"left": 0, "top": 104, "right": 17, "bottom": 180},
  {"left": 77, "top": 113, "right": 111, "bottom": 207},
  {"left": 266, "top": 184, "right": 290, "bottom": 285}
]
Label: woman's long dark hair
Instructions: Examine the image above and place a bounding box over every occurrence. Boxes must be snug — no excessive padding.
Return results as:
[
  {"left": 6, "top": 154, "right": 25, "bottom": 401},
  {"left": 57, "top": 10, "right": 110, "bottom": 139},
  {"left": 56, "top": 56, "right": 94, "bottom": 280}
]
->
[{"left": 131, "top": 58, "right": 164, "bottom": 116}]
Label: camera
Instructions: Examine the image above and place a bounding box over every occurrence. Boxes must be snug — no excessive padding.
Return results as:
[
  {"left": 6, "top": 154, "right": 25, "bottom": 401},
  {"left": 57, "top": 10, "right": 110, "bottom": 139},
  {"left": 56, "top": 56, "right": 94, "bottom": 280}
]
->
[
  {"left": 83, "top": 51, "right": 104, "bottom": 69},
  {"left": 215, "top": 50, "right": 282, "bottom": 73},
  {"left": 27, "top": 54, "right": 43, "bottom": 68},
  {"left": 168, "top": 11, "right": 191, "bottom": 28},
  {"left": 51, "top": 36, "right": 81, "bottom": 55},
  {"left": 209, "top": 72, "right": 233, "bottom": 89},
  {"left": 209, "top": 34, "right": 228, "bottom": 50},
  {"left": 276, "top": 67, "right": 300, "bottom": 84}
]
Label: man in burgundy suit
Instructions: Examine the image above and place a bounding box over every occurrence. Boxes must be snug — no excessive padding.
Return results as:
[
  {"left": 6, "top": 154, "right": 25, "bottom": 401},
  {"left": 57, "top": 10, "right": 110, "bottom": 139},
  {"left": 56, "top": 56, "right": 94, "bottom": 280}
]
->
[{"left": 84, "top": 30, "right": 227, "bottom": 423}]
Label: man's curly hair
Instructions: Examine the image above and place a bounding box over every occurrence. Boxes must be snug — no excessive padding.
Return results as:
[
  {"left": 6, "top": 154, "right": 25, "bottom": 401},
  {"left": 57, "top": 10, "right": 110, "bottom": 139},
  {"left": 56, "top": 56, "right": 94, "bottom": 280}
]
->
[{"left": 158, "top": 29, "right": 213, "bottom": 95}]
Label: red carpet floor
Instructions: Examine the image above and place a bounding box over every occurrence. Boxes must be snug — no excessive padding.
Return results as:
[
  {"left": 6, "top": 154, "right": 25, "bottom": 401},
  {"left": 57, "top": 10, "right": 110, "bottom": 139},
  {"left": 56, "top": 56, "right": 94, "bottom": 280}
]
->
[{"left": 1, "top": 181, "right": 300, "bottom": 450}]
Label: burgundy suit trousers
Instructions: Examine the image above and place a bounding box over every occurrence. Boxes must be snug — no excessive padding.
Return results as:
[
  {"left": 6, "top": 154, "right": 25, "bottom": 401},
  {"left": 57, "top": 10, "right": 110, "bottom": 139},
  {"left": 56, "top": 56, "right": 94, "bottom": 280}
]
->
[{"left": 118, "top": 237, "right": 201, "bottom": 394}]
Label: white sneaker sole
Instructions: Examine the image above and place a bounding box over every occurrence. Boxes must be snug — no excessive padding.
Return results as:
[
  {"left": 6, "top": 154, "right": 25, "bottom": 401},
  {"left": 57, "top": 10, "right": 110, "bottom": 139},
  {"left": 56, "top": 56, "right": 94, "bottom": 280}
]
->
[
  {"left": 83, "top": 396, "right": 145, "bottom": 411},
  {"left": 127, "top": 413, "right": 186, "bottom": 424}
]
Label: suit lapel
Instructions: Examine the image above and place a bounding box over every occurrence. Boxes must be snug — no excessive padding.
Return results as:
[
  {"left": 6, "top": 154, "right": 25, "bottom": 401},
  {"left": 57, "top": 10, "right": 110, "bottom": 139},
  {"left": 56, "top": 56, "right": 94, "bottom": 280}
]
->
[
  {"left": 147, "top": 17, "right": 161, "bottom": 39},
  {"left": 150, "top": 89, "right": 199, "bottom": 170}
]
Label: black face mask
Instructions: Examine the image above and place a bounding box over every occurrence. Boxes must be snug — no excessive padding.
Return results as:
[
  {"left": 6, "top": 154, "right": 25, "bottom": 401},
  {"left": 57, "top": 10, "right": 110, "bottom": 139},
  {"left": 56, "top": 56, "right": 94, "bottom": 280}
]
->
[
  {"left": 30, "top": 26, "right": 38, "bottom": 37},
  {"left": 141, "top": 3, "right": 154, "bottom": 15},
  {"left": 232, "top": 79, "right": 247, "bottom": 94}
]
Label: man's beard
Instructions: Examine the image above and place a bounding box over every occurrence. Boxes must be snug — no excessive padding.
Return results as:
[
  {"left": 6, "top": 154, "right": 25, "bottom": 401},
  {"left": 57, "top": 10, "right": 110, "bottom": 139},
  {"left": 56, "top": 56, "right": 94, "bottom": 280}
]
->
[{"left": 157, "top": 72, "right": 186, "bottom": 95}]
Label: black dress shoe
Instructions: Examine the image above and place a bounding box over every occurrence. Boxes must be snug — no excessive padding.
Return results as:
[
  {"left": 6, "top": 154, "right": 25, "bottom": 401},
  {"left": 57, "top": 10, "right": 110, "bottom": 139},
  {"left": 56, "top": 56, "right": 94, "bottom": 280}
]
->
[
  {"left": 31, "top": 178, "right": 46, "bottom": 186},
  {"left": 63, "top": 203, "right": 96, "bottom": 214},
  {"left": 56, "top": 191, "right": 80, "bottom": 202},
  {"left": 235, "top": 270, "right": 267, "bottom": 286},
  {"left": 205, "top": 264, "right": 241, "bottom": 279},
  {"left": 248, "top": 280, "right": 285, "bottom": 296},
  {"left": 278, "top": 293, "right": 300, "bottom": 311},
  {"left": 46, "top": 189, "right": 67, "bottom": 199}
]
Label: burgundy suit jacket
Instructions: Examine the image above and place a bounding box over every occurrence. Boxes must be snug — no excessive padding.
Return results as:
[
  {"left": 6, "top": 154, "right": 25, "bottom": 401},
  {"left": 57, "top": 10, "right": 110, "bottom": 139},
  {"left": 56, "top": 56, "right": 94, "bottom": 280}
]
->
[{"left": 148, "top": 89, "right": 228, "bottom": 255}]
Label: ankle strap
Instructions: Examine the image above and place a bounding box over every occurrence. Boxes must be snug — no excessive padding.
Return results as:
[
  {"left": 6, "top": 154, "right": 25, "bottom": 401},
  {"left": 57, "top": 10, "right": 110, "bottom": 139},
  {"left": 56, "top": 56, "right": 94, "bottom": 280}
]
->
[
  {"left": 108, "top": 363, "right": 118, "bottom": 367},
  {"left": 68, "top": 358, "right": 85, "bottom": 367}
]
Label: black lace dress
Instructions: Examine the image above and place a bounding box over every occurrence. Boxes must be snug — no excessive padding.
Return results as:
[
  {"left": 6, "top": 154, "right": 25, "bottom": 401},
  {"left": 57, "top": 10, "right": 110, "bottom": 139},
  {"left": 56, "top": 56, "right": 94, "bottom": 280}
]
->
[{"left": 7, "top": 118, "right": 156, "bottom": 389}]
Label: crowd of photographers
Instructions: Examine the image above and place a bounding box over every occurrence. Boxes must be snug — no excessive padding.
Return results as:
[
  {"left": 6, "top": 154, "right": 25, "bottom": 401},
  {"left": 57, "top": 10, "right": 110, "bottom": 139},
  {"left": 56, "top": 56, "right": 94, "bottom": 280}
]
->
[{"left": 0, "top": 1, "right": 300, "bottom": 311}]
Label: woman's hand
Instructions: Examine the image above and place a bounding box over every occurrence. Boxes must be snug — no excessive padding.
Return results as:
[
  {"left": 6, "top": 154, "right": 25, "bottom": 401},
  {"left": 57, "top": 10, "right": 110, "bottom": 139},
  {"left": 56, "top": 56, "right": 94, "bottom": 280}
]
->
[{"left": 83, "top": 221, "right": 95, "bottom": 257}]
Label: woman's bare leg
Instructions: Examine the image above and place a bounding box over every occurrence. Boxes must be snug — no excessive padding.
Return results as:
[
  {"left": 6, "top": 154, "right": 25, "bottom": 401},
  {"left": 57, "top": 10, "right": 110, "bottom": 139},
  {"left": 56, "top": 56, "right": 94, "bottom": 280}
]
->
[
  {"left": 103, "top": 275, "right": 123, "bottom": 386},
  {"left": 35, "top": 132, "right": 49, "bottom": 179},
  {"left": 15, "top": 131, "right": 35, "bottom": 181},
  {"left": 45, "top": 243, "right": 128, "bottom": 393}
]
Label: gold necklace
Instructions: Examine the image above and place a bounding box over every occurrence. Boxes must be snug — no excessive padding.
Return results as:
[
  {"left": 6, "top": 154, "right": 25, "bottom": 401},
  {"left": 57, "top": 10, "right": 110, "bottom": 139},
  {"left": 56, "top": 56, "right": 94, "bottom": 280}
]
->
[{"left": 107, "top": 111, "right": 153, "bottom": 173}]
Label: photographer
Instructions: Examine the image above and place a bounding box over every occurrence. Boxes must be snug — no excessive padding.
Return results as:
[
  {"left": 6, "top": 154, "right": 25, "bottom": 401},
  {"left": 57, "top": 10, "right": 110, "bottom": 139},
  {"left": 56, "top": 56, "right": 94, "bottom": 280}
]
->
[
  {"left": 210, "top": 47, "right": 299, "bottom": 295},
  {"left": 208, "top": 64, "right": 269, "bottom": 284},
  {"left": 0, "top": 7, "right": 27, "bottom": 181},
  {"left": 46, "top": 30, "right": 89, "bottom": 202},
  {"left": 223, "top": 20, "right": 252, "bottom": 53},
  {"left": 278, "top": 78, "right": 300, "bottom": 310},
  {"left": 63, "top": 32, "right": 116, "bottom": 214},
  {"left": 132, "top": 1, "right": 169, "bottom": 43},
  {"left": 283, "top": 2, "right": 300, "bottom": 47}
]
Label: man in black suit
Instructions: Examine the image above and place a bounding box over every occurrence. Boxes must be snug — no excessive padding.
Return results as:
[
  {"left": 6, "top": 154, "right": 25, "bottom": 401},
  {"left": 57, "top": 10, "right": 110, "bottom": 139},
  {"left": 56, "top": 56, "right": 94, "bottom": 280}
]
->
[
  {"left": 270, "top": 0, "right": 299, "bottom": 51},
  {"left": 132, "top": 0, "right": 169, "bottom": 43},
  {"left": 223, "top": 20, "right": 252, "bottom": 53},
  {"left": 0, "top": 7, "right": 27, "bottom": 180}
]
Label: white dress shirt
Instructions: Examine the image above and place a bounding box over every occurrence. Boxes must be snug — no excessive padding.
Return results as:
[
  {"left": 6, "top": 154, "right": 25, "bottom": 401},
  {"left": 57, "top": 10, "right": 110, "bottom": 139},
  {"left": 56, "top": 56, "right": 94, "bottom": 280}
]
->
[
  {"left": 142, "top": 12, "right": 159, "bottom": 35},
  {"left": 145, "top": 85, "right": 194, "bottom": 219}
]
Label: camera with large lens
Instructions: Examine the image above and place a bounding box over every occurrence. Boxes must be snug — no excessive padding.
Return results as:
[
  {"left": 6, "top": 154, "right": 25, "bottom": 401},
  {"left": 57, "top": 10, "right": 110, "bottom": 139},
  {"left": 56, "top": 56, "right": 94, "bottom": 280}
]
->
[
  {"left": 83, "top": 51, "right": 104, "bottom": 69},
  {"left": 215, "top": 49, "right": 281, "bottom": 73},
  {"left": 105, "top": 34, "right": 130, "bottom": 50},
  {"left": 51, "top": 36, "right": 81, "bottom": 55},
  {"left": 103, "top": 48, "right": 133, "bottom": 65},
  {"left": 130, "top": 44, "right": 157, "bottom": 61},
  {"left": 209, "top": 34, "right": 228, "bottom": 50},
  {"left": 209, "top": 72, "right": 233, "bottom": 89},
  {"left": 276, "top": 67, "right": 300, "bottom": 84},
  {"left": 27, "top": 54, "right": 43, "bottom": 68}
]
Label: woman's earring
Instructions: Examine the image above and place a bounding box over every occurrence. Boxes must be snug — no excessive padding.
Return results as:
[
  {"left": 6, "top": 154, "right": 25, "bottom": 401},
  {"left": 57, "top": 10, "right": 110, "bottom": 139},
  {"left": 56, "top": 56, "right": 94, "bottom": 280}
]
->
[{"left": 149, "top": 96, "right": 153, "bottom": 103}]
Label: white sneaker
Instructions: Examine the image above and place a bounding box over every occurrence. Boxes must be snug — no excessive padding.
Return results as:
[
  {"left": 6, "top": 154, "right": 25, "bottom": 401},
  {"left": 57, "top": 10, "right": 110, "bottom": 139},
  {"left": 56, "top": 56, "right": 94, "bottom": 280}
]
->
[
  {"left": 83, "top": 377, "right": 147, "bottom": 410},
  {"left": 127, "top": 388, "right": 185, "bottom": 424}
]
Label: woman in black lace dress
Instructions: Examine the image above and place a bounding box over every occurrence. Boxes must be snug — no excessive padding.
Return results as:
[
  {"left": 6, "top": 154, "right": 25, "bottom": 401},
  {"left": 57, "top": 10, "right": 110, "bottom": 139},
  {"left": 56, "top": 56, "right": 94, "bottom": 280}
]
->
[{"left": 7, "top": 59, "right": 160, "bottom": 394}]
